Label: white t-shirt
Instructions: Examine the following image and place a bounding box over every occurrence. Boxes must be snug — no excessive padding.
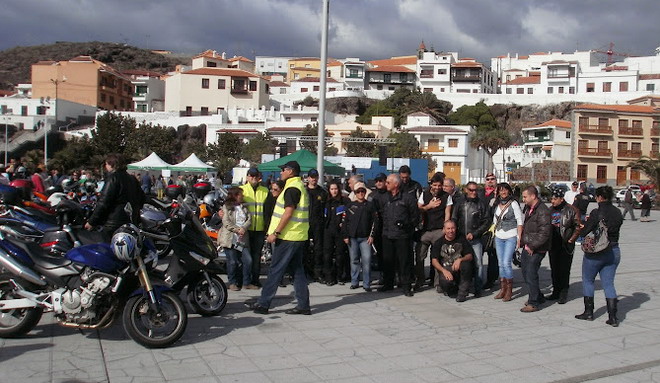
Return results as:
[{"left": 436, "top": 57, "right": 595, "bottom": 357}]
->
[
  {"left": 564, "top": 190, "right": 578, "bottom": 205},
  {"left": 493, "top": 201, "right": 524, "bottom": 239}
]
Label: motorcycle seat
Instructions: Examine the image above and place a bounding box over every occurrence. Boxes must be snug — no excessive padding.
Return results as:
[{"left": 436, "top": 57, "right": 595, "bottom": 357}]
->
[
  {"left": 74, "top": 229, "right": 106, "bottom": 245},
  {"left": 11, "top": 239, "right": 73, "bottom": 269}
]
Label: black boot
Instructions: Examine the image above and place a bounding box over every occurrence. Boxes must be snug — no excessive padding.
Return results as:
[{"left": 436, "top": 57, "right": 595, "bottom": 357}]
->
[
  {"left": 557, "top": 289, "right": 568, "bottom": 305},
  {"left": 545, "top": 290, "right": 560, "bottom": 300},
  {"left": 575, "top": 296, "right": 594, "bottom": 321},
  {"left": 605, "top": 298, "right": 619, "bottom": 327}
]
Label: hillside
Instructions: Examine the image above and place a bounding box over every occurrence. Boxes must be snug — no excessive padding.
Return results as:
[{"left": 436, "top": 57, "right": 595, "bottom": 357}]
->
[{"left": 0, "top": 41, "right": 191, "bottom": 90}]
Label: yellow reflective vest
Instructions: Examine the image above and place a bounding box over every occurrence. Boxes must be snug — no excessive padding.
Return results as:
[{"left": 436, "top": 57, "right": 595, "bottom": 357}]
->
[
  {"left": 240, "top": 183, "right": 269, "bottom": 232},
  {"left": 267, "top": 177, "right": 309, "bottom": 241}
]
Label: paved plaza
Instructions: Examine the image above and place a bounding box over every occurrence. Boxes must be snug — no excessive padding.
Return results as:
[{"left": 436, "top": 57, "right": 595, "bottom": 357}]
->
[{"left": 1, "top": 208, "right": 659, "bottom": 383}]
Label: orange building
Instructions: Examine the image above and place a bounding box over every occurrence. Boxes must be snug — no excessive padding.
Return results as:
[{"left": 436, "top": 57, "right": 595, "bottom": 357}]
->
[{"left": 31, "top": 56, "right": 134, "bottom": 111}]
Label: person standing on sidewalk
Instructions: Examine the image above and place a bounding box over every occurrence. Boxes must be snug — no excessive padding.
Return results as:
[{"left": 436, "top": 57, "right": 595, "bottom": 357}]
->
[
  {"left": 219, "top": 187, "right": 255, "bottom": 291},
  {"left": 479, "top": 172, "right": 499, "bottom": 289},
  {"left": 519, "top": 186, "right": 552, "bottom": 313},
  {"left": 379, "top": 174, "right": 420, "bottom": 297},
  {"left": 240, "top": 167, "right": 270, "bottom": 288},
  {"left": 452, "top": 181, "right": 491, "bottom": 297},
  {"left": 575, "top": 186, "right": 623, "bottom": 327},
  {"left": 371, "top": 173, "right": 389, "bottom": 273},
  {"left": 343, "top": 184, "right": 379, "bottom": 291},
  {"left": 250, "top": 161, "right": 311, "bottom": 315},
  {"left": 640, "top": 189, "right": 652, "bottom": 222},
  {"left": 305, "top": 169, "right": 327, "bottom": 281},
  {"left": 323, "top": 181, "right": 350, "bottom": 285},
  {"left": 492, "top": 183, "right": 523, "bottom": 302},
  {"left": 546, "top": 189, "right": 582, "bottom": 304},
  {"left": 621, "top": 186, "right": 637, "bottom": 221}
]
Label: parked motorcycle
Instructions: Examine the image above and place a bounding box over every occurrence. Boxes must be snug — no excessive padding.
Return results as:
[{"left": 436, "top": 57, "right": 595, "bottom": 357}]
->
[{"left": 0, "top": 205, "right": 188, "bottom": 348}]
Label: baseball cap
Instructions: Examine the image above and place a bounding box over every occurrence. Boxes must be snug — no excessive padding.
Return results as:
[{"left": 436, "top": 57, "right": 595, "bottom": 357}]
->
[
  {"left": 552, "top": 188, "right": 565, "bottom": 198},
  {"left": 307, "top": 169, "right": 319, "bottom": 178},
  {"left": 374, "top": 173, "right": 387, "bottom": 181},
  {"left": 354, "top": 182, "right": 368, "bottom": 193},
  {"left": 398, "top": 165, "right": 411, "bottom": 174},
  {"left": 572, "top": 181, "right": 579, "bottom": 186},
  {"left": 247, "top": 167, "right": 261, "bottom": 176},
  {"left": 278, "top": 161, "right": 301, "bottom": 173}
]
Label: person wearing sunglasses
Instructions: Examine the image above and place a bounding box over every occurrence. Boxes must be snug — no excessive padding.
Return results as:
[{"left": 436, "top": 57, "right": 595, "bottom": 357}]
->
[
  {"left": 479, "top": 172, "right": 500, "bottom": 290},
  {"left": 342, "top": 185, "right": 379, "bottom": 291}
]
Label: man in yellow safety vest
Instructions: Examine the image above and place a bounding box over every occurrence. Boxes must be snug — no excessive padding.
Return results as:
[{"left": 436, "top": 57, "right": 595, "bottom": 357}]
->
[
  {"left": 240, "top": 167, "right": 271, "bottom": 287},
  {"left": 249, "top": 161, "right": 311, "bottom": 315}
]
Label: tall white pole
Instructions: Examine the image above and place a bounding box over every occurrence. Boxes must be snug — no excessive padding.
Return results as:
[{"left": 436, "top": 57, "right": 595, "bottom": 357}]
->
[{"left": 317, "top": 0, "right": 329, "bottom": 180}]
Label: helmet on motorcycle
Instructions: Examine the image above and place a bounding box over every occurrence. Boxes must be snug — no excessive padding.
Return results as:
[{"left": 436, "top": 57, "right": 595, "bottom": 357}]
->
[
  {"left": 203, "top": 193, "right": 216, "bottom": 207},
  {"left": 45, "top": 185, "right": 64, "bottom": 196},
  {"left": 198, "top": 203, "right": 211, "bottom": 219},
  {"left": 61, "top": 178, "right": 77, "bottom": 192},
  {"left": 84, "top": 181, "right": 97, "bottom": 193},
  {"left": 111, "top": 224, "right": 142, "bottom": 262}
]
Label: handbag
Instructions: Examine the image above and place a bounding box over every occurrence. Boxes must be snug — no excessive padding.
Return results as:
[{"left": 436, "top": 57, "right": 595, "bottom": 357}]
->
[
  {"left": 581, "top": 219, "right": 610, "bottom": 254},
  {"left": 260, "top": 240, "right": 272, "bottom": 264}
]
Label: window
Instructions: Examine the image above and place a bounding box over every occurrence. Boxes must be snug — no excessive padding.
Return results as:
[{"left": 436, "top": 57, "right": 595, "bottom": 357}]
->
[
  {"left": 120, "top": 99, "right": 124, "bottom": 108},
  {"left": 528, "top": 88, "right": 534, "bottom": 94},
  {"left": 631, "top": 142, "right": 642, "bottom": 152},
  {"left": 558, "top": 86, "right": 564, "bottom": 94},
  {"left": 548, "top": 68, "right": 559, "bottom": 78},
  {"left": 217, "top": 79, "right": 226, "bottom": 89},
  {"left": 577, "top": 165, "right": 588, "bottom": 180},
  {"left": 597, "top": 141, "right": 608, "bottom": 151},
  {"left": 202, "top": 78, "right": 209, "bottom": 89},
  {"left": 427, "top": 139, "right": 439, "bottom": 151},
  {"left": 36, "top": 106, "right": 47, "bottom": 115},
  {"left": 631, "top": 169, "right": 641, "bottom": 181},
  {"left": 185, "top": 106, "right": 192, "bottom": 116},
  {"left": 506, "top": 75, "right": 511, "bottom": 82},
  {"left": 400, "top": 73, "right": 408, "bottom": 82},
  {"left": 569, "top": 67, "right": 576, "bottom": 77},
  {"left": 294, "top": 73, "right": 300, "bottom": 80},
  {"left": 565, "top": 131, "right": 571, "bottom": 139},
  {"left": 330, "top": 88, "right": 336, "bottom": 91},
  {"left": 313, "top": 86, "right": 319, "bottom": 91},
  {"left": 579, "top": 117, "right": 589, "bottom": 128},
  {"left": 304, "top": 64, "right": 310, "bottom": 68},
  {"left": 201, "top": 107, "right": 209, "bottom": 116},
  {"left": 349, "top": 69, "right": 358, "bottom": 77},
  {"left": 101, "top": 93, "right": 106, "bottom": 102},
  {"left": 569, "top": 86, "right": 575, "bottom": 94},
  {"left": 438, "top": 69, "right": 446, "bottom": 75},
  {"left": 448, "top": 139, "right": 458, "bottom": 148},
  {"left": 249, "top": 81, "right": 257, "bottom": 91},
  {"left": 284, "top": 117, "right": 291, "bottom": 122},
  {"left": 647, "top": 84, "right": 656, "bottom": 91},
  {"left": 578, "top": 140, "right": 588, "bottom": 149},
  {"left": 473, "top": 89, "right": 478, "bottom": 93},
  {"left": 290, "top": 64, "right": 294, "bottom": 68},
  {"left": 586, "top": 83, "right": 595, "bottom": 92},
  {"left": 301, "top": 88, "right": 308, "bottom": 92},
  {"left": 311, "top": 117, "right": 317, "bottom": 122},
  {"left": 547, "top": 87, "right": 553, "bottom": 94},
  {"left": 652, "top": 140, "right": 659, "bottom": 153},
  {"left": 514, "top": 88, "right": 524, "bottom": 94},
  {"left": 603, "top": 82, "right": 612, "bottom": 92},
  {"left": 598, "top": 118, "right": 609, "bottom": 128},
  {"left": 506, "top": 88, "right": 512, "bottom": 94},
  {"left": 207, "top": 62, "right": 217, "bottom": 67},
  {"left": 423, "top": 88, "right": 432, "bottom": 93},
  {"left": 389, "top": 86, "right": 395, "bottom": 91},
  {"left": 384, "top": 74, "right": 391, "bottom": 83},
  {"left": 596, "top": 166, "right": 607, "bottom": 183},
  {"left": 21, "top": 105, "right": 27, "bottom": 116},
  {"left": 109, "top": 96, "right": 114, "bottom": 104},
  {"left": 377, "top": 85, "right": 383, "bottom": 90},
  {"left": 618, "top": 119, "right": 628, "bottom": 128},
  {"left": 618, "top": 141, "right": 628, "bottom": 152},
  {"left": 279, "top": 88, "right": 286, "bottom": 94},
  {"left": 440, "top": 88, "right": 445, "bottom": 92},
  {"left": 619, "top": 82, "right": 628, "bottom": 92},
  {"left": 632, "top": 120, "right": 642, "bottom": 129}
]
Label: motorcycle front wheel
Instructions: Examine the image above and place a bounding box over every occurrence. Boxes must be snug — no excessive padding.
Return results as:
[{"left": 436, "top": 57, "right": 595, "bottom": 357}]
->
[
  {"left": 0, "top": 276, "right": 43, "bottom": 337},
  {"left": 122, "top": 291, "right": 187, "bottom": 348},
  {"left": 187, "top": 274, "right": 227, "bottom": 316}
]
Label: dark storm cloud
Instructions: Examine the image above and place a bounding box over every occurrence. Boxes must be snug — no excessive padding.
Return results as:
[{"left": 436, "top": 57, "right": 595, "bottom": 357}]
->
[{"left": 1, "top": 0, "right": 659, "bottom": 64}]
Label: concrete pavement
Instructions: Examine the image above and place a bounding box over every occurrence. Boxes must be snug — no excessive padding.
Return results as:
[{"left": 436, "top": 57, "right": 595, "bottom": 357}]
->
[{"left": 1, "top": 209, "right": 660, "bottom": 383}]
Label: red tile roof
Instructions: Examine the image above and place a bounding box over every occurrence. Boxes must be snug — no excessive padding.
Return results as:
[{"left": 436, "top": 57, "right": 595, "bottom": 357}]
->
[
  {"left": 0, "top": 90, "right": 16, "bottom": 97},
  {"left": 267, "top": 127, "right": 304, "bottom": 132},
  {"left": 451, "top": 62, "right": 483, "bottom": 68},
  {"left": 290, "top": 67, "right": 321, "bottom": 72},
  {"left": 367, "top": 65, "right": 415, "bottom": 73},
  {"left": 293, "top": 77, "right": 339, "bottom": 83},
  {"left": 518, "top": 56, "right": 529, "bottom": 60},
  {"left": 183, "top": 68, "right": 259, "bottom": 78},
  {"left": 216, "top": 129, "right": 260, "bottom": 134},
  {"left": 574, "top": 104, "right": 657, "bottom": 114},
  {"left": 269, "top": 81, "right": 289, "bottom": 87},
  {"left": 531, "top": 119, "right": 572, "bottom": 129},
  {"left": 505, "top": 74, "right": 541, "bottom": 85},
  {"left": 122, "top": 69, "right": 163, "bottom": 77},
  {"left": 368, "top": 56, "right": 417, "bottom": 66},
  {"left": 406, "top": 126, "right": 467, "bottom": 133},
  {"left": 328, "top": 61, "right": 342, "bottom": 67},
  {"left": 229, "top": 56, "right": 254, "bottom": 63},
  {"left": 640, "top": 74, "right": 660, "bottom": 80},
  {"left": 194, "top": 50, "right": 229, "bottom": 60},
  {"left": 530, "top": 52, "right": 549, "bottom": 55},
  {"left": 459, "top": 58, "right": 475, "bottom": 61}
]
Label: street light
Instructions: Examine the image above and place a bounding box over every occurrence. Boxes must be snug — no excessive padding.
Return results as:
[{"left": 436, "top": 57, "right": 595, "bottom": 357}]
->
[
  {"left": 3, "top": 108, "right": 13, "bottom": 165},
  {"left": 48, "top": 77, "right": 66, "bottom": 167}
]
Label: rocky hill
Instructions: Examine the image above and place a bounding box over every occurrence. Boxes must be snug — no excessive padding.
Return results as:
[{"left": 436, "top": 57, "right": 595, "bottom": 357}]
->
[
  {"left": 490, "top": 102, "right": 576, "bottom": 143},
  {"left": 0, "top": 41, "right": 190, "bottom": 90}
]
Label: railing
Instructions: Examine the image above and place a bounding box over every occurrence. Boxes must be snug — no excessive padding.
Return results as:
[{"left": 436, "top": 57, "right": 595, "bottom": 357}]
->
[
  {"left": 578, "top": 147, "right": 612, "bottom": 157},
  {"left": 651, "top": 127, "right": 660, "bottom": 137},
  {"left": 618, "top": 127, "right": 643, "bottom": 136},
  {"left": 345, "top": 74, "right": 362, "bottom": 78},
  {"left": 452, "top": 74, "right": 482, "bottom": 81},
  {"left": 618, "top": 149, "right": 643, "bottom": 158},
  {"left": 651, "top": 151, "right": 659, "bottom": 158},
  {"left": 524, "top": 136, "right": 551, "bottom": 143},
  {"left": 578, "top": 124, "right": 613, "bottom": 134},
  {"left": 230, "top": 87, "right": 248, "bottom": 94},
  {"left": 424, "top": 147, "right": 445, "bottom": 153}
]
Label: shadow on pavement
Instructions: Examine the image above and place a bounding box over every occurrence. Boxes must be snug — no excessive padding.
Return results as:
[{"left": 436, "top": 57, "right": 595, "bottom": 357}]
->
[
  {"left": 593, "top": 291, "right": 650, "bottom": 322},
  {"left": 0, "top": 342, "right": 53, "bottom": 362}
]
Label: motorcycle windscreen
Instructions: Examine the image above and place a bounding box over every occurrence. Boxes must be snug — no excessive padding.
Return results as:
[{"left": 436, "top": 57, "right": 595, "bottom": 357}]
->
[
  {"left": 171, "top": 215, "right": 217, "bottom": 261},
  {"left": 66, "top": 243, "right": 127, "bottom": 273}
]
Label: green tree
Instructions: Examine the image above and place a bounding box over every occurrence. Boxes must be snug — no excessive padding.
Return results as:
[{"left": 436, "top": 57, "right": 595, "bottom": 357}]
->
[
  {"left": 388, "top": 130, "right": 423, "bottom": 158},
  {"left": 300, "top": 124, "right": 338, "bottom": 156},
  {"left": 91, "top": 112, "right": 136, "bottom": 155},
  {"left": 356, "top": 88, "right": 452, "bottom": 127},
  {"left": 50, "top": 136, "right": 99, "bottom": 172},
  {"left": 243, "top": 132, "right": 277, "bottom": 164},
  {"left": 628, "top": 156, "right": 660, "bottom": 193},
  {"left": 355, "top": 100, "right": 396, "bottom": 125},
  {"left": 345, "top": 127, "right": 376, "bottom": 157},
  {"left": 206, "top": 132, "right": 244, "bottom": 176},
  {"left": 125, "top": 123, "right": 179, "bottom": 163},
  {"left": 406, "top": 91, "right": 452, "bottom": 123}
]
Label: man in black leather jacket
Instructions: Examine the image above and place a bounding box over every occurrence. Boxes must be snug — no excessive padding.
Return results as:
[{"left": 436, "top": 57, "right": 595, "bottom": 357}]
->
[
  {"left": 452, "top": 181, "right": 492, "bottom": 297},
  {"left": 85, "top": 154, "right": 145, "bottom": 240},
  {"left": 546, "top": 189, "right": 581, "bottom": 304},
  {"left": 371, "top": 173, "right": 389, "bottom": 271}
]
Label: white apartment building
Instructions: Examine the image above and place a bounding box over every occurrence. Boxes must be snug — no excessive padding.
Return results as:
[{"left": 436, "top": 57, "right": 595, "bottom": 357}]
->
[
  {"left": 228, "top": 56, "right": 255, "bottom": 73},
  {"left": 416, "top": 45, "right": 455, "bottom": 94},
  {"left": 365, "top": 66, "right": 416, "bottom": 92},
  {"left": 521, "top": 119, "right": 572, "bottom": 160},
  {"left": 191, "top": 50, "right": 232, "bottom": 70},
  {"left": 255, "top": 56, "right": 294, "bottom": 78},
  {"left": 288, "top": 77, "right": 345, "bottom": 95},
  {"left": 123, "top": 70, "right": 165, "bottom": 112},
  {"left": 327, "top": 58, "right": 367, "bottom": 91},
  {"left": 164, "top": 68, "right": 270, "bottom": 115}
]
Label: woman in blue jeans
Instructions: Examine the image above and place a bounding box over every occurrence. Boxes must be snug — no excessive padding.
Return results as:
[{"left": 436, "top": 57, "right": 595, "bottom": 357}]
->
[
  {"left": 218, "top": 187, "right": 255, "bottom": 291},
  {"left": 492, "top": 183, "right": 524, "bottom": 302},
  {"left": 576, "top": 186, "right": 623, "bottom": 326}
]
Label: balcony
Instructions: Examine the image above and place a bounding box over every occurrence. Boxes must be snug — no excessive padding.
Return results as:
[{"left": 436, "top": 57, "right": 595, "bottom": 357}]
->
[
  {"left": 452, "top": 74, "right": 482, "bottom": 82},
  {"left": 651, "top": 151, "right": 659, "bottom": 158},
  {"left": 345, "top": 73, "right": 363, "bottom": 79},
  {"left": 424, "top": 146, "right": 445, "bottom": 153},
  {"left": 618, "top": 127, "right": 643, "bottom": 137},
  {"left": 651, "top": 127, "right": 660, "bottom": 137},
  {"left": 524, "top": 136, "right": 552, "bottom": 143},
  {"left": 618, "top": 149, "right": 643, "bottom": 159},
  {"left": 578, "top": 148, "right": 612, "bottom": 158},
  {"left": 230, "top": 87, "right": 248, "bottom": 94},
  {"left": 420, "top": 72, "right": 434, "bottom": 79},
  {"left": 578, "top": 124, "right": 613, "bottom": 135}
]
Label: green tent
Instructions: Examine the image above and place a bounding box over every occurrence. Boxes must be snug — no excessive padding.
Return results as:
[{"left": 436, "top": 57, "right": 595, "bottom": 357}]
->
[{"left": 258, "top": 149, "right": 345, "bottom": 176}]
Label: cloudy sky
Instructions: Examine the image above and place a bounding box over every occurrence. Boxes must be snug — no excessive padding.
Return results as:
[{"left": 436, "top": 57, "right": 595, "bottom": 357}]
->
[{"left": 3, "top": 0, "right": 660, "bottom": 64}]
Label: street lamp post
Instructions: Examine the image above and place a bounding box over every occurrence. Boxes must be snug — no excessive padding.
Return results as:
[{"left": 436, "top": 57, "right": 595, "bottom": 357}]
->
[
  {"left": 48, "top": 77, "right": 65, "bottom": 167},
  {"left": 3, "top": 108, "right": 12, "bottom": 165}
]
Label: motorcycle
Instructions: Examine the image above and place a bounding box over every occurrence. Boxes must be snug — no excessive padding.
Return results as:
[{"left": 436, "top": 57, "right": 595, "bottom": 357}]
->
[{"left": 0, "top": 204, "right": 188, "bottom": 348}]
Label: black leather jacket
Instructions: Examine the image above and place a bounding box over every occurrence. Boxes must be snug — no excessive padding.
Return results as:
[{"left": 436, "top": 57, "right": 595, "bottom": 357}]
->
[
  {"left": 521, "top": 201, "right": 552, "bottom": 254},
  {"left": 453, "top": 197, "right": 491, "bottom": 239},
  {"left": 381, "top": 191, "right": 420, "bottom": 239},
  {"left": 550, "top": 201, "right": 582, "bottom": 253},
  {"left": 583, "top": 201, "right": 623, "bottom": 244},
  {"left": 342, "top": 200, "right": 378, "bottom": 239},
  {"left": 88, "top": 170, "right": 145, "bottom": 229}
]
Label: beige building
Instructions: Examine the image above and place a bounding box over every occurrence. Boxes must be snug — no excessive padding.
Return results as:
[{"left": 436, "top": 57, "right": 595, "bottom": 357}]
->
[
  {"left": 164, "top": 68, "right": 269, "bottom": 115},
  {"left": 31, "top": 55, "right": 133, "bottom": 111},
  {"left": 573, "top": 100, "right": 660, "bottom": 186}
]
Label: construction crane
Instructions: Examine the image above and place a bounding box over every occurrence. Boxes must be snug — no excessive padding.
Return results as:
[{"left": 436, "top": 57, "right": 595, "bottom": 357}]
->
[{"left": 593, "top": 42, "right": 635, "bottom": 68}]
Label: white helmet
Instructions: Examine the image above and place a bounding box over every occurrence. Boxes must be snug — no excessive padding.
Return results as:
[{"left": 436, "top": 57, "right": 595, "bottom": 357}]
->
[{"left": 111, "top": 224, "right": 141, "bottom": 262}]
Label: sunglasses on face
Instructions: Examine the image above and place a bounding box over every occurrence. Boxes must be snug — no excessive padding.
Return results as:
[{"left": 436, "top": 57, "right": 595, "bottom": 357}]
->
[
  {"left": 486, "top": 177, "right": 496, "bottom": 181},
  {"left": 271, "top": 188, "right": 280, "bottom": 192},
  {"left": 467, "top": 188, "right": 477, "bottom": 192},
  {"left": 356, "top": 190, "right": 366, "bottom": 194}
]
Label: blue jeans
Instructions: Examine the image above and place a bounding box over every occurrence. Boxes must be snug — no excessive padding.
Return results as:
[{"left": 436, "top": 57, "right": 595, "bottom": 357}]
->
[
  {"left": 349, "top": 237, "right": 372, "bottom": 288},
  {"left": 495, "top": 236, "right": 517, "bottom": 279},
  {"left": 258, "top": 240, "right": 310, "bottom": 310},
  {"left": 225, "top": 247, "right": 252, "bottom": 286},
  {"left": 582, "top": 243, "right": 620, "bottom": 298},
  {"left": 470, "top": 239, "right": 485, "bottom": 292},
  {"left": 521, "top": 249, "right": 545, "bottom": 306}
]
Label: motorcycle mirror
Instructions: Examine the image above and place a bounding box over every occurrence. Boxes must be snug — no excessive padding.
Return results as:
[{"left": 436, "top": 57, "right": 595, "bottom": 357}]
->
[{"left": 124, "top": 203, "right": 133, "bottom": 223}]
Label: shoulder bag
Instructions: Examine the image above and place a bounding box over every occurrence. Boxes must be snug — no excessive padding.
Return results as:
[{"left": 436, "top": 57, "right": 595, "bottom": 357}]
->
[
  {"left": 581, "top": 218, "right": 609, "bottom": 254},
  {"left": 484, "top": 201, "right": 512, "bottom": 250}
]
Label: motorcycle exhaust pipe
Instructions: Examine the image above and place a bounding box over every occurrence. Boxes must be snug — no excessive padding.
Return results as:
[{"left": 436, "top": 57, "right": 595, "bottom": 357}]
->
[{"left": 0, "top": 248, "right": 47, "bottom": 286}]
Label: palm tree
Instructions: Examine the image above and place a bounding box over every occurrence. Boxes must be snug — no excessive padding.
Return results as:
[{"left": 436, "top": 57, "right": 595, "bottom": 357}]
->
[
  {"left": 406, "top": 91, "right": 452, "bottom": 123},
  {"left": 471, "top": 129, "right": 512, "bottom": 173},
  {"left": 628, "top": 155, "right": 660, "bottom": 192}
]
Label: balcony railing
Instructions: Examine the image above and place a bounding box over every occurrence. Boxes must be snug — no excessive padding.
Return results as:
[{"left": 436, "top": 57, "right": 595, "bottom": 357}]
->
[
  {"left": 230, "top": 87, "right": 248, "bottom": 94},
  {"left": 419, "top": 72, "right": 434, "bottom": 78},
  {"left": 345, "top": 74, "right": 363, "bottom": 78},
  {"left": 578, "top": 148, "right": 612, "bottom": 158},
  {"left": 524, "top": 136, "right": 551, "bottom": 143},
  {"left": 651, "top": 151, "right": 659, "bottom": 158},
  {"left": 424, "top": 146, "right": 445, "bottom": 153},
  {"left": 618, "top": 149, "right": 643, "bottom": 159},
  {"left": 452, "top": 74, "right": 482, "bottom": 82},
  {"left": 578, "top": 124, "right": 613, "bottom": 135},
  {"left": 651, "top": 127, "right": 660, "bottom": 137},
  {"left": 618, "top": 127, "right": 643, "bottom": 136}
]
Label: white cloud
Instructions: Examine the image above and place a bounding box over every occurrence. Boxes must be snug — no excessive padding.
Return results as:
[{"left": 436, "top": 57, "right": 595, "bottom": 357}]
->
[{"left": 521, "top": 7, "right": 580, "bottom": 47}]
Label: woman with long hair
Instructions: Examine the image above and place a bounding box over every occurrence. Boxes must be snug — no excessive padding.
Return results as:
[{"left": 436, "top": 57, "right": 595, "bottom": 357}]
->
[
  {"left": 492, "top": 183, "right": 524, "bottom": 302},
  {"left": 575, "top": 186, "right": 623, "bottom": 326},
  {"left": 218, "top": 187, "right": 255, "bottom": 291},
  {"left": 323, "top": 181, "right": 350, "bottom": 285}
]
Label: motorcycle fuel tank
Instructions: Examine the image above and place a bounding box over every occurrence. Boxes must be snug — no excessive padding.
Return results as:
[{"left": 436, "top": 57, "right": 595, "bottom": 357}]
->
[{"left": 66, "top": 243, "right": 127, "bottom": 273}]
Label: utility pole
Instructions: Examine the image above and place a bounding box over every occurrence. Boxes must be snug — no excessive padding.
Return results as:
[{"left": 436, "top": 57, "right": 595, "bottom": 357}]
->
[
  {"left": 316, "top": 0, "right": 329, "bottom": 180},
  {"left": 49, "top": 77, "right": 66, "bottom": 167}
]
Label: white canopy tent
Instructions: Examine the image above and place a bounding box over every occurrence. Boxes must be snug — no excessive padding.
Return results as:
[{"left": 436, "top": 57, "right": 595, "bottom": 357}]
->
[
  {"left": 127, "top": 152, "right": 172, "bottom": 170},
  {"left": 169, "top": 153, "right": 215, "bottom": 172}
]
